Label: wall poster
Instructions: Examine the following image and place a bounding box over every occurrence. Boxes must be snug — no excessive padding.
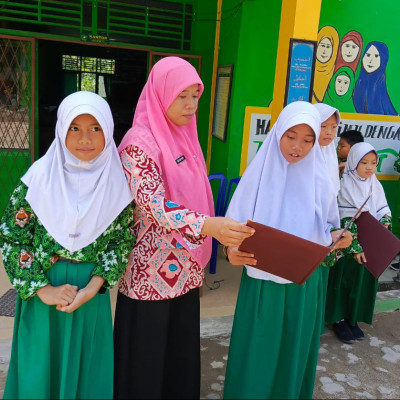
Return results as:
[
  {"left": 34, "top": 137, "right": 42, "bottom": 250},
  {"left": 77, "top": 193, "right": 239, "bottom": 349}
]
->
[
  {"left": 284, "top": 39, "right": 317, "bottom": 105},
  {"left": 212, "top": 65, "right": 233, "bottom": 141}
]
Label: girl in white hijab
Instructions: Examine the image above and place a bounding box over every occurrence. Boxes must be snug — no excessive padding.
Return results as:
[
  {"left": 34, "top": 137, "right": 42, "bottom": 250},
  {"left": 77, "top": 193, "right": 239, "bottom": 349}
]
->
[
  {"left": 223, "top": 101, "right": 351, "bottom": 399},
  {"left": 313, "top": 102, "right": 341, "bottom": 195},
  {"left": 0, "top": 91, "right": 135, "bottom": 399},
  {"left": 325, "top": 142, "right": 391, "bottom": 344},
  {"left": 313, "top": 102, "right": 341, "bottom": 334}
]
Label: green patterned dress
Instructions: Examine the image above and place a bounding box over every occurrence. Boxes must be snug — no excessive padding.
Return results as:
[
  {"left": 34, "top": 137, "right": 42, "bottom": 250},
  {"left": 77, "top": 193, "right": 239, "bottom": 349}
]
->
[
  {"left": 0, "top": 183, "right": 135, "bottom": 399},
  {"left": 325, "top": 215, "right": 391, "bottom": 325}
]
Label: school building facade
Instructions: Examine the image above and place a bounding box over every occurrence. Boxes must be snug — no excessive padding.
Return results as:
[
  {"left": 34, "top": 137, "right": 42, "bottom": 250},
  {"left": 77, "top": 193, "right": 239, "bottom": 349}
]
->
[{"left": 1, "top": 0, "right": 399, "bottom": 234}]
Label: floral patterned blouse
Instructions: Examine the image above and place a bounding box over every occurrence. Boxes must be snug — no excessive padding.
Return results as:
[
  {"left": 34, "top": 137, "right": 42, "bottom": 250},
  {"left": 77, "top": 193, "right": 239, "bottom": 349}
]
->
[
  {"left": 394, "top": 153, "right": 400, "bottom": 173},
  {"left": 0, "top": 183, "right": 135, "bottom": 301},
  {"left": 118, "top": 145, "right": 208, "bottom": 301}
]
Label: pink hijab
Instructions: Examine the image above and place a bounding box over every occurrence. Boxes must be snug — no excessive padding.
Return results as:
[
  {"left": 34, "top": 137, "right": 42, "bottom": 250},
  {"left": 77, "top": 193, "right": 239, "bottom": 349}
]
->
[{"left": 118, "top": 56, "right": 214, "bottom": 267}]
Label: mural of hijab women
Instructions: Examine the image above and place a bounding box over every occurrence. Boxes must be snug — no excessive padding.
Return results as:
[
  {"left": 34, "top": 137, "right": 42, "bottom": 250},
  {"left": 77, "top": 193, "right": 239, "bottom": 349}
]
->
[
  {"left": 312, "top": 26, "right": 339, "bottom": 103},
  {"left": 334, "top": 30, "right": 363, "bottom": 74},
  {"left": 353, "top": 41, "right": 398, "bottom": 115},
  {"left": 323, "top": 66, "right": 356, "bottom": 113}
]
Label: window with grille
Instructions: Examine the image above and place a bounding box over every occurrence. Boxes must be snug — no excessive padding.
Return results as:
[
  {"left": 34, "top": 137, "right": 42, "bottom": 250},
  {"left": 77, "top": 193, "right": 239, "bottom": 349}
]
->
[
  {"left": 62, "top": 55, "right": 115, "bottom": 97},
  {"left": 0, "top": 37, "right": 33, "bottom": 214},
  {"left": 0, "top": 1, "right": 193, "bottom": 51}
]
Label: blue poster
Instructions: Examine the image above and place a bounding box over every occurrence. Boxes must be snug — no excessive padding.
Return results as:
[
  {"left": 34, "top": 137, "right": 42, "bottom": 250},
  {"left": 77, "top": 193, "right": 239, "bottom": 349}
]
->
[{"left": 285, "top": 41, "right": 315, "bottom": 104}]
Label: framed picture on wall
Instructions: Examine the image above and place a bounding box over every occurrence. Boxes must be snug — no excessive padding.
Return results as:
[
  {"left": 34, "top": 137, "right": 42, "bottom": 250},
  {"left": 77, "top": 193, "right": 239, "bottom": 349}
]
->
[
  {"left": 284, "top": 39, "right": 317, "bottom": 105},
  {"left": 212, "top": 64, "right": 233, "bottom": 142}
]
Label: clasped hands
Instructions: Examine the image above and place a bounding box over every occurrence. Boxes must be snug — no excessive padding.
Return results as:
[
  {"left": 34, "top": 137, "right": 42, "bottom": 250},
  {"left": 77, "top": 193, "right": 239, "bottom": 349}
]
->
[{"left": 36, "top": 275, "right": 105, "bottom": 313}]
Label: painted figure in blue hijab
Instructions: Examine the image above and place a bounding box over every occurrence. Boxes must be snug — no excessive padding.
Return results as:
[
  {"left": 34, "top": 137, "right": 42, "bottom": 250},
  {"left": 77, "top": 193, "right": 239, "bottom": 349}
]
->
[{"left": 353, "top": 41, "right": 398, "bottom": 115}]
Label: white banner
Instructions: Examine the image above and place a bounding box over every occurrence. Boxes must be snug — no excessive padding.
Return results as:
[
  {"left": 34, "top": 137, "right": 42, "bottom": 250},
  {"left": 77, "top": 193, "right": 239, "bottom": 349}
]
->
[
  {"left": 337, "top": 117, "right": 400, "bottom": 176},
  {"left": 246, "top": 113, "right": 271, "bottom": 166},
  {"left": 241, "top": 108, "right": 400, "bottom": 177}
]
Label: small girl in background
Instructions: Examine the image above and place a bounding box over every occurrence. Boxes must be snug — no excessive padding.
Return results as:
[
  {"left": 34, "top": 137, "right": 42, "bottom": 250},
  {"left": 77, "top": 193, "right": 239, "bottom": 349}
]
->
[
  {"left": 0, "top": 91, "right": 135, "bottom": 399},
  {"left": 314, "top": 103, "right": 340, "bottom": 196},
  {"left": 314, "top": 103, "right": 341, "bottom": 334},
  {"left": 314, "top": 103, "right": 340, "bottom": 195},
  {"left": 337, "top": 129, "right": 364, "bottom": 176},
  {"left": 325, "top": 142, "right": 391, "bottom": 343}
]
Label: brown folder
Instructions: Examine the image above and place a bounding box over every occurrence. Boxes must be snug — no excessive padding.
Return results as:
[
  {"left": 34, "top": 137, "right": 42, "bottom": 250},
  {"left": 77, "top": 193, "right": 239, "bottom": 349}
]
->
[
  {"left": 237, "top": 195, "right": 371, "bottom": 285},
  {"left": 238, "top": 220, "right": 331, "bottom": 285},
  {"left": 354, "top": 211, "right": 400, "bottom": 279}
]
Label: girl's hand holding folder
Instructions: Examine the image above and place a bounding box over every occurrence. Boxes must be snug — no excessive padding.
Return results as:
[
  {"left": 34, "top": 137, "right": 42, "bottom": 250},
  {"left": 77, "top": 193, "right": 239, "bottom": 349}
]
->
[
  {"left": 330, "top": 230, "right": 353, "bottom": 251},
  {"left": 354, "top": 252, "right": 367, "bottom": 265}
]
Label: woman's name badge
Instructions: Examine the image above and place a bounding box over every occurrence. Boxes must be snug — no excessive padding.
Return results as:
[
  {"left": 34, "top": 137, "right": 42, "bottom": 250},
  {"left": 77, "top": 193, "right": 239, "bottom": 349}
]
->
[{"left": 175, "top": 155, "right": 185, "bottom": 164}]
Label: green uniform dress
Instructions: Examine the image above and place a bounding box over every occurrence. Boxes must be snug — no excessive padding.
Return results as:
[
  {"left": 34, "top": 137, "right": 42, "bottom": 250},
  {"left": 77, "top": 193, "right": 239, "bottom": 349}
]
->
[
  {"left": 320, "top": 251, "right": 336, "bottom": 334},
  {"left": 325, "top": 215, "right": 391, "bottom": 325},
  {"left": 224, "top": 266, "right": 324, "bottom": 400},
  {"left": 0, "top": 183, "right": 135, "bottom": 399}
]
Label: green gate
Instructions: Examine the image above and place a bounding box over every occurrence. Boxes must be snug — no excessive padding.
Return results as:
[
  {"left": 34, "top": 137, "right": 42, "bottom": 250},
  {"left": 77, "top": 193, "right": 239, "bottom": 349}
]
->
[{"left": 0, "top": 36, "right": 35, "bottom": 214}]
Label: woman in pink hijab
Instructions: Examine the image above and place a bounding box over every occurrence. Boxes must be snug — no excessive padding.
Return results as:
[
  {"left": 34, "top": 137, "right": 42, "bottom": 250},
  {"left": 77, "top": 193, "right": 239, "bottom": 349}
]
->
[{"left": 113, "top": 57, "right": 253, "bottom": 399}]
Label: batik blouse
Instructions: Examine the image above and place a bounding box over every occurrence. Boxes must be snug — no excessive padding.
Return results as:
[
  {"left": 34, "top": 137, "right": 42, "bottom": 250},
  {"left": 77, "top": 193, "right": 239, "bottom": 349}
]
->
[
  {"left": 118, "top": 145, "right": 208, "bottom": 300},
  {"left": 0, "top": 183, "right": 135, "bottom": 300}
]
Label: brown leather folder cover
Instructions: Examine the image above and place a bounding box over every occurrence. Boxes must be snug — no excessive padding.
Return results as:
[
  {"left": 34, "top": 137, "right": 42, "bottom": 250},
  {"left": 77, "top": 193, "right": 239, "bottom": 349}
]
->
[
  {"left": 354, "top": 211, "right": 400, "bottom": 279},
  {"left": 238, "top": 220, "right": 330, "bottom": 285}
]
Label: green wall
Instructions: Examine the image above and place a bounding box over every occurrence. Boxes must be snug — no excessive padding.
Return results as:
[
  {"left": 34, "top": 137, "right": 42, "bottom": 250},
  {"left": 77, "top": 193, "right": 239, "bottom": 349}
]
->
[
  {"left": 319, "top": 0, "right": 400, "bottom": 235},
  {"left": 190, "top": 0, "right": 218, "bottom": 155},
  {"left": 0, "top": 150, "right": 31, "bottom": 214},
  {"left": 209, "top": 0, "right": 282, "bottom": 179}
]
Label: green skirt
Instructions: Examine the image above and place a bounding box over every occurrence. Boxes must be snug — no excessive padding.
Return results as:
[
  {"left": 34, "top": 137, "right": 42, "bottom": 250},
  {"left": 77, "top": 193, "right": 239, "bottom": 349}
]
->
[
  {"left": 4, "top": 261, "right": 113, "bottom": 400},
  {"left": 224, "top": 267, "right": 323, "bottom": 400},
  {"left": 320, "top": 266, "right": 330, "bottom": 334},
  {"left": 325, "top": 256, "right": 378, "bottom": 325}
]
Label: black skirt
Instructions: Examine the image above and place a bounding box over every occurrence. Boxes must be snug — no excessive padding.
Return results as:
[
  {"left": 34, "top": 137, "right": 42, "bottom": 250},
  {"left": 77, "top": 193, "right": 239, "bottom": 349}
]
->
[{"left": 113, "top": 288, "right": 200, "bottom": 399}]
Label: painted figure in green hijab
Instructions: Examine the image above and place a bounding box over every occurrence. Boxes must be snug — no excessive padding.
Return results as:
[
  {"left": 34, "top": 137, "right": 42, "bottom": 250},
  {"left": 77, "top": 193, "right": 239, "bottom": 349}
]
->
[{"left": 323, "top": 66, "right": 356, "bottom": 113}]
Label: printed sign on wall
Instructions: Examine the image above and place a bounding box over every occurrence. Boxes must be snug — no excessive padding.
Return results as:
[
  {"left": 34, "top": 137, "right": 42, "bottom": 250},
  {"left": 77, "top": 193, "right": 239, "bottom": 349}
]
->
[
  {"left": 338, "top": 113, "right": 400, "bottom": 178},
  {"left": 285, "top": 39, "right": 317, "bottom": 105},
  {"left": 241, "top": 108, "right": 400, "bottom": 179},
  {"left": 240, "top": 107, "right": 271, "bottom": 175}
]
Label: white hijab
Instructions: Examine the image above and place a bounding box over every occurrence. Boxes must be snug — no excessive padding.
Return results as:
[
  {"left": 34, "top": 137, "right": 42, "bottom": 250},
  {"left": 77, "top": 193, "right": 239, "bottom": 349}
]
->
[
  {"left": 313, "top": 103, "right": 341, "bottom": 196},
  {"left": 22, "top": 91, "right": 133, "bottom": 252},
  {"left": 338, "top": 142, "right": 391, "bottom": 221},
  {"left": 227, "top": 101, "right": 340, "bottom": 284}
]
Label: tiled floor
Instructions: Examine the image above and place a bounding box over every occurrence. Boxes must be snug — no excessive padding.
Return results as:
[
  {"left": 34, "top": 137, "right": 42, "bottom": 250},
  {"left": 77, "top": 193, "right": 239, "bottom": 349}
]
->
[
  {"left": 200, "top": 250, "right": 243, "bottom": 319},
  {"left": 378, "top": 258, "right": 400, "bottom": 283}
]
